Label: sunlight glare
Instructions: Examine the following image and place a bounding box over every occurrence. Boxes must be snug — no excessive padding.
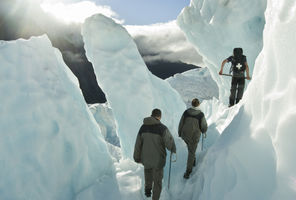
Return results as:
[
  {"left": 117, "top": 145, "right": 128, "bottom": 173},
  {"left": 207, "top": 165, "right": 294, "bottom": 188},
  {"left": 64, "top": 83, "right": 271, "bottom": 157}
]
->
[{"left": 41, "top": 1, "right": 122, "bottom": 24}]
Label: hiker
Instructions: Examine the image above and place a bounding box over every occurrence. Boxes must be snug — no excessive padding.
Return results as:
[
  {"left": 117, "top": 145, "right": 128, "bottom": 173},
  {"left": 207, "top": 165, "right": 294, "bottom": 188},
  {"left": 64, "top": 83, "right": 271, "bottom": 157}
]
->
[
  {"left": 133, "top": 108, "right": 176, "bottom": 200},
  {"left": 219, "top": 47, "right": 251, "bottom": 107},
  {"left": 178, "top": 98, "right": 207, "bottom": 179}
]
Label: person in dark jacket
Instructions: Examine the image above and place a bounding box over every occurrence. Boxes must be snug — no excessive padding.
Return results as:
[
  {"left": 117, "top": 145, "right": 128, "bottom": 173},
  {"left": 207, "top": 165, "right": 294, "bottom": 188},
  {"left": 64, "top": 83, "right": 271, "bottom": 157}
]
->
[
  {"left": 134, "top": 108, "right": 176, "bottom": 200},
  {"left": 178, "top": 98, "right": 207, "bottom": 179},
  {"left": 219, "top": 47, "right": 251, "bottom": 107}
]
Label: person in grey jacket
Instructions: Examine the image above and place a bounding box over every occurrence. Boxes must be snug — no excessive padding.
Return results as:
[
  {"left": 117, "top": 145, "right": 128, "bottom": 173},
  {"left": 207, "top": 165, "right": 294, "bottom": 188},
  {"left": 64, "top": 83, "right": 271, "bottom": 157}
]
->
[
  {"left": 134, "top": 108, "right": 176, "bottom": 200},
  {"left": 178, "top": 98, "right": 207, "bottom": 179}
]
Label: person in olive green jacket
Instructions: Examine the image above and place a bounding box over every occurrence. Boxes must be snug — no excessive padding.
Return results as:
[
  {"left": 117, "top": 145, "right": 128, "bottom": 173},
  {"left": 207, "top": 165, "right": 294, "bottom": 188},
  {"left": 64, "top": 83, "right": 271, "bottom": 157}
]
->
[
  {"left": 134, "top": 108, "right": 176, "bottom": 200},
  {"left": 178, "top": 98, "right": 207, "bottom": 179}
]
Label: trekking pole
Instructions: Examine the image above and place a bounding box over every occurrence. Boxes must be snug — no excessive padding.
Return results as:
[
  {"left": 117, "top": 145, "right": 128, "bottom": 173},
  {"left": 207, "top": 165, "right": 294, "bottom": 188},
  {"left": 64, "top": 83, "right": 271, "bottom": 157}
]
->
[
  {"left": 221, "top": 73, "right": 251, "bottom": 79},
  {"left": 168, "top": 152, "right": 177, "bottom": 190},
  {"left": 201, "top": 133, "right": 207, "bottom": 151},
  {"left": 168, "top": 152, "right": 172, "bottom": 190}
]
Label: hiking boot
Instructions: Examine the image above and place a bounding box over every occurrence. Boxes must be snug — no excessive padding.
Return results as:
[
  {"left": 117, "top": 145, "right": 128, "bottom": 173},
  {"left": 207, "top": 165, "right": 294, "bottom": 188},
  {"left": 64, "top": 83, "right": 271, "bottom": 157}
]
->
[
  {"left": 145, "top": 188, "right": 151, "bottom": 197},
  {"left": 183, "top": 171, "right": 191, "bottom": 179},
  {"left": 193, "top": 159, "right": 196, "bottom": 167}
]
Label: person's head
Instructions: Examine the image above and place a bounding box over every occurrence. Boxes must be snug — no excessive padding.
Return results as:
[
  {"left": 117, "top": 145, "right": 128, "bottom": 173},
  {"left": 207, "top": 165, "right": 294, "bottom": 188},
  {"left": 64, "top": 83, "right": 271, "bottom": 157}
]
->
[
  {"left": 233, "top": 47, "right": 243, "bottom": 58},
  {"left": 191, "top": 98, "right": 200, "bottom": 107},
  {"left": 151, "top": 108, "right": 161, "bottom": 120}
]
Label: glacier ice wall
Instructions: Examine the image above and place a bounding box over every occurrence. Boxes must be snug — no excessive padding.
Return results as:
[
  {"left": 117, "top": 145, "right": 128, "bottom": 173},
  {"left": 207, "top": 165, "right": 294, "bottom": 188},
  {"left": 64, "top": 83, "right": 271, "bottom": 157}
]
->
[
  {"left": 89, "top": 103, "right": 120, "bottom": 147},
  {"left": 0, "top": 36, "right": 120, "bottom": 200},
  {"left": 166, "top": 67, "right": 219, "bottom": 106},
  {"left": 177, "top": 0, "right": 296, "bottom": 199},
  {"left": 177, "top": 0, "right": 266, "bottom": 104},
  {"left": 245, "top": 0, "right": 296, "bottom": 198},
  {"left": 82, "top": 14, "right": 186, "bottom": 158}
]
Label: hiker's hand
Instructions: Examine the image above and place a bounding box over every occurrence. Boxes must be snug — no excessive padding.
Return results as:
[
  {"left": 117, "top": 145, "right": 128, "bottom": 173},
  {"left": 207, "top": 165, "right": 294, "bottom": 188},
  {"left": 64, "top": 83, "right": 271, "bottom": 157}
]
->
[
  {"left": 247, "top": 76, "right": 251, "bottom": 80},
  {"left": 172, "top": 147, "right": 176, "bottom": 154},
  {"left": 219, "top": 70, "right": 222, "bottom": 75},
  {"left": 178, "top": 131, "right": 182, "bottom": 137},
  {"left": 203, "top": 132, "right": 207, "bottom": 138}
]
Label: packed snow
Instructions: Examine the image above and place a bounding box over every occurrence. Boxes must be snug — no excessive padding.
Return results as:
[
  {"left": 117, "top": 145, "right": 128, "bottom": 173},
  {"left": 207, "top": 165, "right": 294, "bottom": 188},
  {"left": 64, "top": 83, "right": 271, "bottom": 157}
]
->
[{"left": 0, "top": 36, "right": 120, "bottom": 200}]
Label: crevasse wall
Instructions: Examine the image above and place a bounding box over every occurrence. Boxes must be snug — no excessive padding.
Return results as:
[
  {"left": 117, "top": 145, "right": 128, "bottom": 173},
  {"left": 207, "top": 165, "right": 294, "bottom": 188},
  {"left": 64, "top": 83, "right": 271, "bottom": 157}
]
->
[
  {"left": 177, "top": 0, "right": 266, "bottom": 104},
  {"left": 245, "top": 0, "right": 296, "bottom": 198},
  {"left": 0, "top": 36, "right": 120, "bottom": 200},
  {"left": 177, "top": 0, "right": 296, "bottom": 199}
]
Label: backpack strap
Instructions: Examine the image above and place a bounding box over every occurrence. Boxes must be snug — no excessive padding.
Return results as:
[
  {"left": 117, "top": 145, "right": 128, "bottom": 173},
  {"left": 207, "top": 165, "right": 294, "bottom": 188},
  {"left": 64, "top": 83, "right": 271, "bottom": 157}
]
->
[
  {"left": 184, "top": 110, "right": 204, "bottom": 130},
  {"left": 138, "top": 123, "right": 167, "bottom": 137}
]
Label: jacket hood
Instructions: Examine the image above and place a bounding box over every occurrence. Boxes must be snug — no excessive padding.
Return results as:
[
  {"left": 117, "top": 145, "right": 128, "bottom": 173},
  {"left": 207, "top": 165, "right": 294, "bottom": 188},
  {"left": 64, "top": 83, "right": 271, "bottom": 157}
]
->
[
  {"left": 143, "top": 116, "right": 161, "bottom": 125},
  {"left": 187, "top": 107, "right": 202, "bottom": 115}
]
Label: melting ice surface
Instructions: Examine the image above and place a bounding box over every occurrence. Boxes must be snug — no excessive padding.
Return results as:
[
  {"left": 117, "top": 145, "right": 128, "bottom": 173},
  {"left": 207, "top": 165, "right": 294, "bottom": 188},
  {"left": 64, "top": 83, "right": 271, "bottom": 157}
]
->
[{"left": 0, "top": 36, "right": 120, "bottom": 199}]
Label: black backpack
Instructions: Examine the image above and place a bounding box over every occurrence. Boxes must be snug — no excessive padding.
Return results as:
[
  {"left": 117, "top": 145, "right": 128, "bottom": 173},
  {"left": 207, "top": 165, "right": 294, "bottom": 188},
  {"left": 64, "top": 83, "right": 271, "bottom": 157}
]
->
[
  {"left": 233, "top": 48, "right": 243, "bottom": 58},
  {"left": 230, "top": 48, "right": 246, "bottom": 74}
]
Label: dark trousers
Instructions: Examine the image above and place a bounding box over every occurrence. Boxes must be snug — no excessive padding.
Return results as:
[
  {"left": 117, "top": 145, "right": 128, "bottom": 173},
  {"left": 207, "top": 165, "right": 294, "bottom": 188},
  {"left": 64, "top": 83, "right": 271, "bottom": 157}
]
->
[
  {"left": 229, "top": 77, "right": 245, "bottom": 106},
  {"left": 144, "top": 168, "right": 163, "bottom": 200},
  {"left": 182, "top": 133, "right": 200, "bottom": 173},
  {"left": 185, "top": 140, "right": 197, "bottom": 173}
]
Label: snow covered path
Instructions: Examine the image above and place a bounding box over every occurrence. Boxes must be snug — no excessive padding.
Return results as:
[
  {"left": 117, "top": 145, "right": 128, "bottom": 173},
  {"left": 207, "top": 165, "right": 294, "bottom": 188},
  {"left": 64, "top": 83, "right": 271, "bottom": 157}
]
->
[
  {"left": 112, "top": 141, "right": 211, "bottom": 200},
  {"left": 115, "top": 159, "right": 143, "bottom": 200},
  {"left": 87, "top": 64, "right": 222, "bottom": 199}
]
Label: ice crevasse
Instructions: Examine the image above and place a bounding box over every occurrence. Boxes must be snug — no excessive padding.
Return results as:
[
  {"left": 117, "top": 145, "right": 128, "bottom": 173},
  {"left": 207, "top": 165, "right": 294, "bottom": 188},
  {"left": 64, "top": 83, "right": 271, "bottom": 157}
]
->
[{"left": 177, "top": 0, "right": 296, "bottom": 199}]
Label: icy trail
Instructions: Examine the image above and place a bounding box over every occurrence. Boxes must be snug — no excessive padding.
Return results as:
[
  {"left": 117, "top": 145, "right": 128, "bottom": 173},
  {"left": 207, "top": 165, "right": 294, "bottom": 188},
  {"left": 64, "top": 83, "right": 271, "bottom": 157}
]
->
[{"left": 89, "top": 66, "right": 222, "bottom": 199}]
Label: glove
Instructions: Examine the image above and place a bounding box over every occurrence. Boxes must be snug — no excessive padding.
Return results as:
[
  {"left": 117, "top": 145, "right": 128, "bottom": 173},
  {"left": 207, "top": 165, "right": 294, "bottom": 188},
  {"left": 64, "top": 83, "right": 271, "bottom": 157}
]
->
[
  {"left": 134, "top": 158, "right": 141, "bottom": 163},
  {"left": 203, "top": 132, "right": 207, "bottom": 138},
  {"left": 171, "top": 146, "right": 176, "bottom": 154}
]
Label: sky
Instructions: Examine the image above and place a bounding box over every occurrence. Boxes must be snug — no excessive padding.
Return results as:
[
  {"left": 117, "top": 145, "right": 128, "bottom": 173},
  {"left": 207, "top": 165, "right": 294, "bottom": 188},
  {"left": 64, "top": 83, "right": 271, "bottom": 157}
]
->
[
  {"left": 96, "top": 0, "right": 191, "bottom": 25},
  {"left": 39, "top": 0, "right": 203, "bottom": 66},
  {"left": 41, "top": 0, "right": 191, "bottom": 25}
]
